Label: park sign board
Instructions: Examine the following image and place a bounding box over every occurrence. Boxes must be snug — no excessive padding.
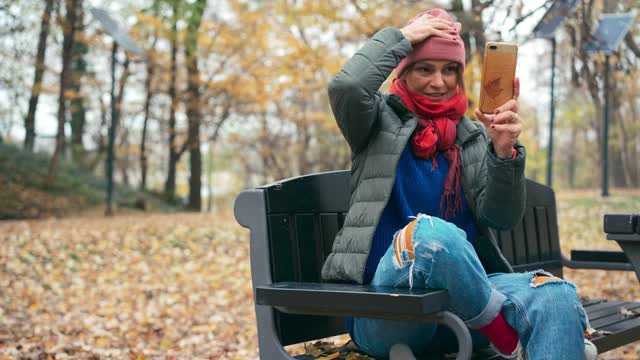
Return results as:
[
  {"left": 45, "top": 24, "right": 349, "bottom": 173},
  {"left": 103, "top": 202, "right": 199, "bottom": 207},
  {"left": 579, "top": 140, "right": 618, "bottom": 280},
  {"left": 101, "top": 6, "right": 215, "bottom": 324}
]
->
[
  {"left": 89, "top": 7, "right": 142, "bottom": 56},
  {"left": 533, "top": 0, "right": 579, "bottom": 39},
  {"left": 585, "top": 12, "right": 636, "bottom": 55}
]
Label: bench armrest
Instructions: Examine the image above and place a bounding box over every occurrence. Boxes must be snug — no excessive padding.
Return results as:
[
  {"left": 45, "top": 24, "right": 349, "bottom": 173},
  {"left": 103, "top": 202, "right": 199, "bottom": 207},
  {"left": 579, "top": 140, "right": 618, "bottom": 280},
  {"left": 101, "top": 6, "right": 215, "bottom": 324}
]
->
[
  {"left": 255, "top": 282, "right": 449, "bottom": 319},
  {"left": 255, "top": 282, "right": 473, "bottom": 360},
  {"left": 565, "top": 214, "right": 640, "bottom": 277},
  {"left": 564, "top": 250, "right": 634, "bottom": 271}
]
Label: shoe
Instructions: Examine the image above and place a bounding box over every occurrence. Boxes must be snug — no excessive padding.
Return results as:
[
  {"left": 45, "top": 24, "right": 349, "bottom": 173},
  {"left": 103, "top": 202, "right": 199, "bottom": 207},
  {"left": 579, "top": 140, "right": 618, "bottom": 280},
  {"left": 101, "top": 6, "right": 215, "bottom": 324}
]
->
[
  {"left": 489, "top": 340, "right": 524, "bottom": 359},
  {"left": 389, "top": 343, "right": 416, "bottom": 360},
  {"left": 488, "top": 339, "right": 597, "bottom": 359},
  {"left": 584, "top": 339, "right": 598, "bottom": 360}
]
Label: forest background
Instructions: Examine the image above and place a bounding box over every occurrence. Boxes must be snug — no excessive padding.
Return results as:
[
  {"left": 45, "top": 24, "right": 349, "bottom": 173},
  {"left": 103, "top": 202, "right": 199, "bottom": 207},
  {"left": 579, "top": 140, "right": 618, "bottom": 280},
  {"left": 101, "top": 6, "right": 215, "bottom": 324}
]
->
[
  {"left": 1, "top": 0, "right": 640, "bottom": 359},
  {"left": 1, "top": 0, "right": 639, "bottom": 214}
]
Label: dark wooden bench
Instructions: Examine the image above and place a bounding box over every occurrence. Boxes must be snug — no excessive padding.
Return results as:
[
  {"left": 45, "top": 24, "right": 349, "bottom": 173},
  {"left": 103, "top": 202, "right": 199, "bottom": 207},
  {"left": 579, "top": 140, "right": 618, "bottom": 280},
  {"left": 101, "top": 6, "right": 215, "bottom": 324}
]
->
[{"left": 234, "top": 170, "right": 640, "bottom": 359}]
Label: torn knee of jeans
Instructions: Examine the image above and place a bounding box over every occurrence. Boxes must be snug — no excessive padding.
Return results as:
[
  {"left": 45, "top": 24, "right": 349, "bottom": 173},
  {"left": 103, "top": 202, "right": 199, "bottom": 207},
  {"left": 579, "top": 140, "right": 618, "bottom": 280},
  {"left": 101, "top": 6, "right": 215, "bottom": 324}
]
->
[
  {"left": 426, "top": 240, "right": 446, "bottom": 253},
  {"left": 414, "top": 213, "right": 435, "bottom": 228},
  {"left": 414, "top": 240, "right": 448, "bottom": 264},
  {"left": 392, "top": 220, "right": 417, "bottom": 269},
  {"left": 529, "top": 271, "right": 564, "bottom": 288}
]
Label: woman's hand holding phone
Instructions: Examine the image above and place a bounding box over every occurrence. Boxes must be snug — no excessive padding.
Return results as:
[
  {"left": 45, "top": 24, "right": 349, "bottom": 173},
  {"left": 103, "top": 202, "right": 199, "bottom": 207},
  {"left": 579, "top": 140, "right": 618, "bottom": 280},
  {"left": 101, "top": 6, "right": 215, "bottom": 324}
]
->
[{"left": 475, "top": 78, "right": 522, "bottom": 159}]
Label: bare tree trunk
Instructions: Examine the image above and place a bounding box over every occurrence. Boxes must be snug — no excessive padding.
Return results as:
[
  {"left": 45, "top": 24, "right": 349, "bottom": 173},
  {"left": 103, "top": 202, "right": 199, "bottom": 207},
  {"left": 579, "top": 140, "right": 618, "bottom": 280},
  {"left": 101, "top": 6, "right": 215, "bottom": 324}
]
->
[
  {"left": 48, "top": 0, "right": 78, "bottom": 182},
  {"left": 451, "top": 0, "right": 487, "bottom": 63},
  {"left": 184, "top": 0, "right": 206, "bottom": 211},
  {"left": 139, "top": 1, "right": 160, "bottom": 192},
  {"left": 609, "top": 85, "right": 629, "bottom": 188},
  {"left": 69, "top": 0, "right": 87, "bottom": 167},
  {"left": 115, "top": 56, "right": 130, "bottom": 142},
  {"left": 628, "top": 94, "right": 640, "bottom": 187},
  {"left": 206, "top": 140, "right": 213, "bottom": 212},
  {"left": 567, "top": 127, "right": 578, "bottom": 188},
  {"left": 296, "top": 109, "right": 311, "bottom": 175},
  {"left": 140, "top": 60, "right": 153, "bottom": 191},
  {"left": 24, "top": 0, "right": 55, "bottom": 151},
  {"left": 118, "top": 128, "right": 131, "bottom": 186},
  {"left": 164, "top": 2, "right": 179, "bottom": 200}
]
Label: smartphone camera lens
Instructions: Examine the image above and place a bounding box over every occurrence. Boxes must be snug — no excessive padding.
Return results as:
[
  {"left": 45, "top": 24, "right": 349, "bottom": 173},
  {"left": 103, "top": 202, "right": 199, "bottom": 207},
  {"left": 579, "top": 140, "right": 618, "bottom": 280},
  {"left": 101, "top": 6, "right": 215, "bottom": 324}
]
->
[{"left": 489, "top": 45, "right": 498, "bottom": 50}]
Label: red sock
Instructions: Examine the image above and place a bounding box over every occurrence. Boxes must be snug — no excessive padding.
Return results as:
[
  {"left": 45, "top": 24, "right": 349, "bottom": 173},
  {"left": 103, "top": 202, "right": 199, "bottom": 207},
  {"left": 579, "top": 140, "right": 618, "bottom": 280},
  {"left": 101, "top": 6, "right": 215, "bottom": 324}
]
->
[{"left": 478, "top": 313, "right": 519, "bottom": 355}]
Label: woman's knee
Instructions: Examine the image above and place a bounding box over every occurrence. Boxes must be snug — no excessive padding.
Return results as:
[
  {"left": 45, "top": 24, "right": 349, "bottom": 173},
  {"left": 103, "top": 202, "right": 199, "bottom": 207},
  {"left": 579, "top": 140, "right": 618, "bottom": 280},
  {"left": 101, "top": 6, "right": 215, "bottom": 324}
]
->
[
  {"left": 525, "top": 272, "right": 585, "bottom": 325},
  {"left": 391, "top": 215, "right": 476, "bottom": 271},
  {"left": 413, "top": 216, "right": 475, "bottom": 257}
]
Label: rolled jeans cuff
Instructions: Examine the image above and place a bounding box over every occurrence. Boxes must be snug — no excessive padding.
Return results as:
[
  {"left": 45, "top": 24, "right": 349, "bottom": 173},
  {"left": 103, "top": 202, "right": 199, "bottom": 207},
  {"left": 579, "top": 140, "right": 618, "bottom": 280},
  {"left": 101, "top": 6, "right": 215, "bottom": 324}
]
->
[{"left": 465, "top": 288, "right": 507, "bottom": 329}]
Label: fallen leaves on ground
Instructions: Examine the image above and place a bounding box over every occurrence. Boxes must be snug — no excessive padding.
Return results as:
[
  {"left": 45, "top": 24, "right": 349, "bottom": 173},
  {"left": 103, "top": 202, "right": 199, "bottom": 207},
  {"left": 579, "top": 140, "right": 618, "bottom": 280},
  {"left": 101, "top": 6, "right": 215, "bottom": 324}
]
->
[{"left": 0, "top": 210, "right": 257, "bottom": 359}]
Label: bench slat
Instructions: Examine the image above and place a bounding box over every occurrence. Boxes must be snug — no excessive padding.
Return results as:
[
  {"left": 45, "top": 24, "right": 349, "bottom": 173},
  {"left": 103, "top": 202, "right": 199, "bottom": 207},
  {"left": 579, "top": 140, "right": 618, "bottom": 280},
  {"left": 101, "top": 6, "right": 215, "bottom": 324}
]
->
[
  {"left": 585, "top": 301, "right": 628, "bottom": 319},
  {"left": 269, "top": 215, "right": 296, "bottom": 282},
  {"left": 319, "top": 214, "right": 340, "bottom": 272},
  {"left": 589, "top": 303, "right": 640, "bottom": 328},
  {"left": 587, "top": 302, "right": 640, "bottom": 329},
  {"left": 582, "top": 298, "right": 607, "bottom": 308},
  {"left": 523, "top": 207, "right": 541, "bottom": 263},
  {"left": 535, "top": 207, "right": 551, "bottom": 261},
  {"left": 498, "top": 230, "right": 515, "bottom": 264},
  {"left": 294, "top": 215, "right": 321, "bottom": 282},
  {"left": 581, "top": 299, "right": 640, "bottom": 353},
  {"left": 512, "top": 221, "right": 528, "bottom": 265},
  {"left": 590, "top": 313, "right": 640, "bottom": 353}
]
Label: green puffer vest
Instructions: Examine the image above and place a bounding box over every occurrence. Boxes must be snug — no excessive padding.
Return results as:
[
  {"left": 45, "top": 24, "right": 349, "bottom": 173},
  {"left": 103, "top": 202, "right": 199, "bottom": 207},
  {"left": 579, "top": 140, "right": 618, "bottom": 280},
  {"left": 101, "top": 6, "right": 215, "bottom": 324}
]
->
[{"left": 321, "top": 27, "right": 527, "bottom": 284}]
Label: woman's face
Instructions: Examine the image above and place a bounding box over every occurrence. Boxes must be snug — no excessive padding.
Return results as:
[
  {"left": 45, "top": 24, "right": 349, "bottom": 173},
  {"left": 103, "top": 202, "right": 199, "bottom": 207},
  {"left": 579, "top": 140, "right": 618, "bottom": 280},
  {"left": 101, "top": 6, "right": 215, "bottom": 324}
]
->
[{"left": 403, "top": 60, "right": 459, "bottom": 102}]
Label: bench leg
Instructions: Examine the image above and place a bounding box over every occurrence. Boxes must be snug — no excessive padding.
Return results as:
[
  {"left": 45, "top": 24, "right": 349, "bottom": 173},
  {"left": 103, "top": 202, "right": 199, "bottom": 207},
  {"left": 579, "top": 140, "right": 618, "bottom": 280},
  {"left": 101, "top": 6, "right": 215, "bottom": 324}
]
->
[
  {"left": 615, "top": 241, "right": 640, "bottom": 282},
  {"left": 256, "top": 307, "right": 471, "bottom": 359},
  {"left": 432, "top": 311, "right": 472, "bottom": 360}
]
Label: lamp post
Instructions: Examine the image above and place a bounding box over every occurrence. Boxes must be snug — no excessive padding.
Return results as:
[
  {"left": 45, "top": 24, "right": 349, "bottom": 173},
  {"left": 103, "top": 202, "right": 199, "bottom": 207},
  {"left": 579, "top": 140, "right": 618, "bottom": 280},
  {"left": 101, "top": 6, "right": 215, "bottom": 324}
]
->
[
  {"left": 532, "top": 0, "right": 579, "bottom": 189},
  {"left": 585, "top": 12, "right": 635, "bottom": 197},
  {"left": 89, "top": 7, "right": 143, "bottom": 215}
]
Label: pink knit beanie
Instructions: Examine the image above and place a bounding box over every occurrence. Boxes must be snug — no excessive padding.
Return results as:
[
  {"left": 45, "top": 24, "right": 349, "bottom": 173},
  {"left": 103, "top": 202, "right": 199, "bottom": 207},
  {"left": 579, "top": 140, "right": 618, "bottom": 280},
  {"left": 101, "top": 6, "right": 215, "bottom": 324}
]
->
[{"left": 396, "top": 8, "right": 466, "bottom": 77}]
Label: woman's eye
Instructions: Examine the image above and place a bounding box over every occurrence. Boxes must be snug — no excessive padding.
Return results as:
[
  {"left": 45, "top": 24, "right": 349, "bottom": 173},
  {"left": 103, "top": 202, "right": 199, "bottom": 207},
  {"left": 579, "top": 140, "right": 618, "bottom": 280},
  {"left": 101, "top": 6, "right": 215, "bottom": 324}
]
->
[
  {"left": 445, "top": 67, "right": 457, "bottom": 73},
  {"left": 416, "top": 67, "right": 432, "bottom": 73}
]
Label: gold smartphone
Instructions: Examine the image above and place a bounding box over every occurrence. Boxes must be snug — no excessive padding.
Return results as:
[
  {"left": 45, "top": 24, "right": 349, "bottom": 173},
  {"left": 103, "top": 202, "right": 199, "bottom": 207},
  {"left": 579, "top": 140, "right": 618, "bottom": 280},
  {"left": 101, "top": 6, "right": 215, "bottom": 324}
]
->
[{"left": 478, "top": 42, "right": 518, "bottom": 114}]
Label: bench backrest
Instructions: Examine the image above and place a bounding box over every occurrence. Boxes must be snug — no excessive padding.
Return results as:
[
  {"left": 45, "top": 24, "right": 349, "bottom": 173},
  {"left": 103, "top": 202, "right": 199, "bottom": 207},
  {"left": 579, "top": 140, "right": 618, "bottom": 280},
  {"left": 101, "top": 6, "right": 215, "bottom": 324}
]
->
[{"left": 255, "top": 170, "right": 563, "bottom": 346}]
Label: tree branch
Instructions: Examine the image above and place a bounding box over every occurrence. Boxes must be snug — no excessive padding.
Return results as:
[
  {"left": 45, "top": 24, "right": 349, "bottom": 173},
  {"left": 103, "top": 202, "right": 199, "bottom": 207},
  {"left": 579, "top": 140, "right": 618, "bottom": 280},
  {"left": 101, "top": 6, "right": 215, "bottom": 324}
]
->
[
  {"left": 508, "top": 1, "right": 552, "bottom": 32},
  {"left": 624, "top": 32, "right": 640, "bottom": 58}
]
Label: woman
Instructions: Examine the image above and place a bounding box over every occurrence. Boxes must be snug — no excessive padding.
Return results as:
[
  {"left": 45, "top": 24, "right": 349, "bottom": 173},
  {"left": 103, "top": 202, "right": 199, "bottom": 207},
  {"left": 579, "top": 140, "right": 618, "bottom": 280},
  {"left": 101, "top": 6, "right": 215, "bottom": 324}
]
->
[{"left": 320, "top": 8, "right": 594, "bottom": 360}]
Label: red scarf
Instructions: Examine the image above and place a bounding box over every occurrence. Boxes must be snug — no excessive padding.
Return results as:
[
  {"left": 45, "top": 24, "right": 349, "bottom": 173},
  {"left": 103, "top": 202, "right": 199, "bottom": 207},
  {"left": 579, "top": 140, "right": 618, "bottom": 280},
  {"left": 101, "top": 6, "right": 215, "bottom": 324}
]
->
[{"left": 389, "top": 77, "right": 468, "bottom": 219}]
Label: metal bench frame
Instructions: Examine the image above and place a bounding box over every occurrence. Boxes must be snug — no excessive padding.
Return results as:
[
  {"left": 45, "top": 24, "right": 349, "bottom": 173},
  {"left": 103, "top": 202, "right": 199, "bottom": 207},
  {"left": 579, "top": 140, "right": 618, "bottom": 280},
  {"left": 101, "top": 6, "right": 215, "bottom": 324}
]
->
[{"left": 234, "top": 170, "right": 640, "bottom": 359}]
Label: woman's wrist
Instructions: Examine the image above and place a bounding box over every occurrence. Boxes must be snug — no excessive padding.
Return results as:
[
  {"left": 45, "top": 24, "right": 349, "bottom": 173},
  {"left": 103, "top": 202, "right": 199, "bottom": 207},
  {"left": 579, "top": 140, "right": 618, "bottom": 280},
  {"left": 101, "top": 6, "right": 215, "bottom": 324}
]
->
[
  {"left": 495, "top": 146, "right": 516, "bottom": 159},
  {"left": 399, "top": 27, "right": 414, "bottom": 44}
]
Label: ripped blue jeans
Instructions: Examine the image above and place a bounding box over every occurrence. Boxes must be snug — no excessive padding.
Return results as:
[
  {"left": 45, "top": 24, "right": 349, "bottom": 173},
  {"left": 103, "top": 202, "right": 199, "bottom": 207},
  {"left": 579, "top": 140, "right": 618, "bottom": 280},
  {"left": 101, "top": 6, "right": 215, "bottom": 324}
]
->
[{"left": 353, "top": 215, "right": 589, "bottom": 359}]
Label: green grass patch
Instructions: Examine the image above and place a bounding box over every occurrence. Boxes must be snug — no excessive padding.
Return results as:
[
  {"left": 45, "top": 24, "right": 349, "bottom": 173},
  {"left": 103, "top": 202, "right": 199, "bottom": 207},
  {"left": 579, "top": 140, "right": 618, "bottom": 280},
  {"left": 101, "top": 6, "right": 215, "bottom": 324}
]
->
[{"left": 0, "top": 143, "right": 176, "bottom": 219}]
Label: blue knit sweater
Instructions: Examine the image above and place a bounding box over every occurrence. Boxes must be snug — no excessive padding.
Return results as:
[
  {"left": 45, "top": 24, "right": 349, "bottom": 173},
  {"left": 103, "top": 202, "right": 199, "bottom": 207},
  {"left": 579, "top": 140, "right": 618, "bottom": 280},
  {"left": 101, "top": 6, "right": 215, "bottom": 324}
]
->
[{"left": 363, "top": 145, "right": 479, "bottom": 284}]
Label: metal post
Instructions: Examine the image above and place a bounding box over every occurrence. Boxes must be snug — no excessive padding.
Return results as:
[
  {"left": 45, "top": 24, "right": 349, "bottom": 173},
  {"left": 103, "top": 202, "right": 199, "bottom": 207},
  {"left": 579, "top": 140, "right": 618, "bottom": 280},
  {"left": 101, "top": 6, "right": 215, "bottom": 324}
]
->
[
  {"left": 547, "top": 38, "right": 556, "bottom": 188},
  {"left": 106, "top": 42, "right": 118, "bottom": 215},
  {"left": 602, "top": 55, "right": 610, "bottom": 197}
]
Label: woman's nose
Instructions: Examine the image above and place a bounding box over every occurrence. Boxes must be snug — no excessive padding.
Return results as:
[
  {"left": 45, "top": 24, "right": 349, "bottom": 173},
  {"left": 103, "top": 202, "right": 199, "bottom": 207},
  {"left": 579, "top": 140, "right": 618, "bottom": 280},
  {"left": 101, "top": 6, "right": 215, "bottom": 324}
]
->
[{"left": 430, "top": 72, "right": 445, "bottom": 88}]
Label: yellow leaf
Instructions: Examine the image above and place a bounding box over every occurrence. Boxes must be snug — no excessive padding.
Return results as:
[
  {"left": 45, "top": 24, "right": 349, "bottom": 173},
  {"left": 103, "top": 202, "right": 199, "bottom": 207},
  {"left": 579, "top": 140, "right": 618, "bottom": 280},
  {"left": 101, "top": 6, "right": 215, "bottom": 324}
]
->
[{"left": 318, "top": 353, "right": 340, "bottom": 360}]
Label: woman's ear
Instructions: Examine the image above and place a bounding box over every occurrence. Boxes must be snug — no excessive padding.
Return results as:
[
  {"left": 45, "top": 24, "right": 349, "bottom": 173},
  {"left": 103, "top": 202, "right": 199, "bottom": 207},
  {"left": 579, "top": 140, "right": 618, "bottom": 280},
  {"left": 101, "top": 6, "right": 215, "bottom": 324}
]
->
[{"left": 398, "top": 65, "right": 412, "bottom": 81}]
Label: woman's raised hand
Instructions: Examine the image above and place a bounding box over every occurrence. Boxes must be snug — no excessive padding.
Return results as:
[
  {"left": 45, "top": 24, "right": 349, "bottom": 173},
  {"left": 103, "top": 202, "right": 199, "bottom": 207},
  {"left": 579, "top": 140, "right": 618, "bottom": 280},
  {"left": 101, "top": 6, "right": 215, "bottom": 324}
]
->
[
  {"left": 475, "top": 78, "right": 523, "bottom": 159},
  {"left": 400, "top": 13, "right": 458, "bottom": 45}
]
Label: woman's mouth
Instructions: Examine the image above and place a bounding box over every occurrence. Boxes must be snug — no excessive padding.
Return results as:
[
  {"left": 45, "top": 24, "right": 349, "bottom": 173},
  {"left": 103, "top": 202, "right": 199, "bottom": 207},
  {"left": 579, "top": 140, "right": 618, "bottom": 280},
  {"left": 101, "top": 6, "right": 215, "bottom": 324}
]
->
[{"left": 424, "top": 92, "right": 446, "bottom": 99}]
